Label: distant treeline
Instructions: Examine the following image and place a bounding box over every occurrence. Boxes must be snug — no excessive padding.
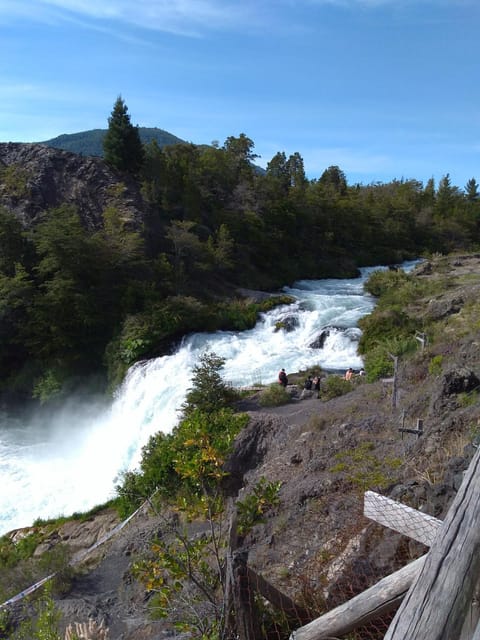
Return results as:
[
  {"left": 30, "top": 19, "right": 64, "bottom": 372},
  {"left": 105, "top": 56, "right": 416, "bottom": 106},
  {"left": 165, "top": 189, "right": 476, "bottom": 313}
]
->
[{"left": 1, "top": 121, "right": 479, "bottom": 403}]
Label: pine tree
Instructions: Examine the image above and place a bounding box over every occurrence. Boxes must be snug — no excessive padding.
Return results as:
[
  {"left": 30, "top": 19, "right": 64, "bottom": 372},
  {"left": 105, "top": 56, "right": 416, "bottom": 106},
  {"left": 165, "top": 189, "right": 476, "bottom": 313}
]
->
[{"left": 103, "top": 96, "right": 144, "bottom": 175}]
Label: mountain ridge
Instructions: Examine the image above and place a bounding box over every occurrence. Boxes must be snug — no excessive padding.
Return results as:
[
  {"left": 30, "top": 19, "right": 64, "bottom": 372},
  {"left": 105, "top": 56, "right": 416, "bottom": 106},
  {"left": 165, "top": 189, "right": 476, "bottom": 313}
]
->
[{"left": 37, "top": 126, "right": 185, "bottom": 157}]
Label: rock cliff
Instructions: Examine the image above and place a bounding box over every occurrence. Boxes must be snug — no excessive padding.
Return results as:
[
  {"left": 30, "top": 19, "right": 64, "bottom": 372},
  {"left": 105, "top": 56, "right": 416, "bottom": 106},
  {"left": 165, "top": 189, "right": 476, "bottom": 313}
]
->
[{"left": 0, "top": 143, "right": 144, "bottom": 230}]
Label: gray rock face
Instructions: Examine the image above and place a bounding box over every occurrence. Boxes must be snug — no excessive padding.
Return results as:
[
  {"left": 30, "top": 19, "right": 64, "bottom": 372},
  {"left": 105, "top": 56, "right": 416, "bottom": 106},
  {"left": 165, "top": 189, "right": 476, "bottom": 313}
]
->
[{"left": 0, "top": 143, "right": 144, "bottom": 230}]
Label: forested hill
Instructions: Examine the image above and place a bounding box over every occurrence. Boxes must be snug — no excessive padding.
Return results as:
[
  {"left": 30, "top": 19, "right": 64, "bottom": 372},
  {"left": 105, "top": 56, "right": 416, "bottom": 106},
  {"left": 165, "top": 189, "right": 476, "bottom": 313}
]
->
[
  {"left": 0, "top": 133, "right": 479, "bottom": 406},
  {"left": 38, "top": 127, "right": 184, "bottom": 157}
]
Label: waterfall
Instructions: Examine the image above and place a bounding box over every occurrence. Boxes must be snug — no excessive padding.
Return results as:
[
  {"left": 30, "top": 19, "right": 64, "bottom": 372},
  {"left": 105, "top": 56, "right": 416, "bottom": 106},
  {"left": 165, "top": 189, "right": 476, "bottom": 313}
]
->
[{"left": 0, "top": 262, "right": 417, "bottom": 535}]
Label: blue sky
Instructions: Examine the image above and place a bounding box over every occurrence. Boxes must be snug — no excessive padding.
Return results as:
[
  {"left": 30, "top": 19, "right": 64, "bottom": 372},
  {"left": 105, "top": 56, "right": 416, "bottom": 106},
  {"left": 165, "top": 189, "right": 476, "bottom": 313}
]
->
[{"left": 0, "top": 0, "right": 478, "bottom": 188}]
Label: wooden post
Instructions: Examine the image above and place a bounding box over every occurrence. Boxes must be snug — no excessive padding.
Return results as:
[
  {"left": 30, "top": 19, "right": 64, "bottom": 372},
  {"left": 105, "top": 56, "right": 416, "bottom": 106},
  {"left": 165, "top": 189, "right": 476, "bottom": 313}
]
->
[
  {"left": 224, "top": 509, "right": 262, "bottom": 640},
  {"left": 232, "top": 552, "right": 262, "bottom": 640},
  {"left": 415, "top": 331, "right": 427, "bottom": 351},
  {"left": 398, "top": 417, "right": 423, "bottom": 439},
  {"left": 246, "top": 565, "right": 311, "bottom": 626},
  {"left": 388, "top": 353, "right": 399, "bottom": 409},
  {"left": 384, "top": 446, "right": 480, "bottom": 640}
]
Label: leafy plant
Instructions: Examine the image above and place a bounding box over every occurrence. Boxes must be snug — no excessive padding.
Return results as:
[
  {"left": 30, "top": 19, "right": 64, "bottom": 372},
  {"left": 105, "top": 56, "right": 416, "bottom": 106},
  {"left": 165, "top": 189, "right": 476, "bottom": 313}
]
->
[
  {"left": 258, "top": 383, "right": 291, "bottom": 407},
  {"left": 428, "top": 354, "right": 444, "bottom": 377},
  {"left": 6, "top": 585, "right": 62, "bottom": 640},
  {"left": 321, "top": 375, "right": 352, "bottom": 400},
  {"left": 237, "top": 477, "right": 282, "bottom": 536}
]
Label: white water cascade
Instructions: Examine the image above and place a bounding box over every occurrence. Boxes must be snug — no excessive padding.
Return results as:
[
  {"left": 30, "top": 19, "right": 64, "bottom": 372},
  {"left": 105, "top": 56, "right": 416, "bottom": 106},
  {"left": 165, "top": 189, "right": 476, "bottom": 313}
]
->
[{"left": 0, "top": 263, "right": 416, "bottom": 536}]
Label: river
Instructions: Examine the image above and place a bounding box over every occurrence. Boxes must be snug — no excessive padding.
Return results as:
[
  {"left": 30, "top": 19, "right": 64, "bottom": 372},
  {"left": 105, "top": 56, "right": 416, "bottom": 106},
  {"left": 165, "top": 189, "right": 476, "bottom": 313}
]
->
[{"left": 0, "top": 262, "right": 417, "bottom": 536}]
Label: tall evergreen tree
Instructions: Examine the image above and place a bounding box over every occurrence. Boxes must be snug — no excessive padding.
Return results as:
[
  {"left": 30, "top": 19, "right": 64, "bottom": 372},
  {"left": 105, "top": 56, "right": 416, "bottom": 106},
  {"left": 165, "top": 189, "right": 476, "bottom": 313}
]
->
[
  {"left": 103, "top": 96, "right": 145, "bottom": 175},
  {"left": 465, "top": 177, "right": 479, "bottom": 201}
]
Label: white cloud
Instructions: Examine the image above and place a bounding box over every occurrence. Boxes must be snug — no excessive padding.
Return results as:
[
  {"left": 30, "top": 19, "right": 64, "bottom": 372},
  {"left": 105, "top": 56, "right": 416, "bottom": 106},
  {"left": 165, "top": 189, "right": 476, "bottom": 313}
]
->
[{"left": 0, "top": 0, "right": 256, "bottom": 36}]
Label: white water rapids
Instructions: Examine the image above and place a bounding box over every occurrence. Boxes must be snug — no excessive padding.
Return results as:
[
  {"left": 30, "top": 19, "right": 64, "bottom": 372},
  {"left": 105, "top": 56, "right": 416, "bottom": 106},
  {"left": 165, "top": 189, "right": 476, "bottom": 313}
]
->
[{"left": 0, "top": 263, "right": 417, "bottom": 536}]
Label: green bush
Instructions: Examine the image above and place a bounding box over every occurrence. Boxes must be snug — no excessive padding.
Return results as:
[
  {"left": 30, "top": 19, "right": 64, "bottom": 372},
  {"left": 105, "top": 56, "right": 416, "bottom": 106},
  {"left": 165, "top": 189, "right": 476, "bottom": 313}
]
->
[
  {"left": 363, "top": 347, "right": 394, "bottom": 382},
  {"left": 363, "top": 336, "right": 418, "bottom": 382},
  {"left": 0, "top": 531, "right": 42, "bottom": 569},
  {"left": 428, "top": 354, "right": 444, "bottom": 376},
  {"left": 237, "top": 477, "right": 282, "bottom": 536},
  {"left": 258, "top": 383, "right": 291, "bottom": 407},
  {"left": 32, "top": 369, "right": 63, "bottom": 404},
  {"left": 321, "top": 375, "right": 352, "bottom": 400},
  {"left": 183, "top": 352, "right": 238, "bottom": 416},
  {"left": 358, "top": 309, "right": 417, "bottom": 354},
  {"left": 364, "top": 269, "right": 411, "bottom": 298}
]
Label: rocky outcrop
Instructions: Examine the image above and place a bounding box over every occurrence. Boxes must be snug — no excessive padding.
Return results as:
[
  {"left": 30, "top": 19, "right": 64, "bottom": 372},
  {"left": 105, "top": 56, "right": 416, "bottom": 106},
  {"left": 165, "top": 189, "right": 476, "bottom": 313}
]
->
[{"left": 0, "top": 143, "right": 144, "bottom": 230}]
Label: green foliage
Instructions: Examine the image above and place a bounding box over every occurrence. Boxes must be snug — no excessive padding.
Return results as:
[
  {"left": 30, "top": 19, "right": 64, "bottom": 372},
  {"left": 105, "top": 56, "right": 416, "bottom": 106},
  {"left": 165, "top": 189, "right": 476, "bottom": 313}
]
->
[
  {"left": 183, "top": 352, "right": 237, "bottom": 416},
  {"left": 363, "top": 347, "right": 394, "bottom": 382},
  {"left": 363, "top": 335, "right": 418, "bottom": 382},
  {"left": 258, "top": 383, "right": 291, "bottom": 407},
  {"left": 236, "top": 477, "right": 282, "bottom": 536},
  {"left": 32, "top": 369, "right": 63, "bottom": 404},
  {"left": 103, "top": 96, "right": 144, "bottom": 175},
  {"left": 428, "top": 354, "right": 444, "bottom": 376},
  {"left": 330, "top": 441, "right": 402, "bottom": 492},
  {"left": 321, "top": 375, "right": 352, "bottom": 400},
  {"left": 358, "top": 309, "right": 417, "bottom": 354},
  {"left": 0, "top": 207, "right": 27, "bottom": 276},
  {"left": 0, "top": 531, "right": 42, "bottom": 569},
  {"left": 0, "top": 165, "right": 30, "bottom": 198},
  {"left": 458, "top": 389, "right": 479, "bottom": 408},
  {"left": 7, "top": 586, "right": 62, "bottom": 640},
  {"left": 363, "top": 268, "right": 409, "bottom": 297},
  {"left": 116, "top": 352, "right": 248, "bottom": 516}
]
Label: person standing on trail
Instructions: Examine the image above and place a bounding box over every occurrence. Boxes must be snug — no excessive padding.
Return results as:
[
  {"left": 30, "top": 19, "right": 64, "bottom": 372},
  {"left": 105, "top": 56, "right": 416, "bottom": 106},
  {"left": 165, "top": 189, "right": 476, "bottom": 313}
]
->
[
  {"left": 278, "top": 368, "right": 288, "bottom": 387},
  {"left": 313, "top": 375, "right": 321, "bottom": 398}
]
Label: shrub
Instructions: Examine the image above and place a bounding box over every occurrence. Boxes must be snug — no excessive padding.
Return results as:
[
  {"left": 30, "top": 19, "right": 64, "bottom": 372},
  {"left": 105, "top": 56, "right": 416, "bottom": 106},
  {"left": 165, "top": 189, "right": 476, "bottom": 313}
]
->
[
  {"left": 321, "top": 375, "right": 352, "bottom": 400},
  {"left": 258, "top": 383, "right": 291, "bottom": 407},
  {"left": 236, "top": 477, "right": 282, "bottom": 536},
  {"left": 183, "top": 352, "right": 238, "bottom": 416},
  {"left": 358, "top": 309, "right": 417, "bottom": 354},
  {"left": 364, "top": 269, "right": 411, "bottom": 298},
  {"left": 363, "top": 347, "right": 394, "bottom": 382},
  {"left": 428, "top": 354, "right": 444, "bottom": 377},
  {"left": 0, "top": 531, "right": 42, "bottom": 569},
  {"left": 363, "top": 336, "right": 418, "bottom": 382}
]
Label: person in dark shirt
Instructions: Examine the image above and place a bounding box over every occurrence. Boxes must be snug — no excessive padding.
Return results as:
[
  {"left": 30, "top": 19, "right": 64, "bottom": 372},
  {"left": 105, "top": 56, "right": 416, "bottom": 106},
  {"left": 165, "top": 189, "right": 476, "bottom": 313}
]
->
[{"left": 278, "top": 368, "right": 288, "bottom": 387}]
